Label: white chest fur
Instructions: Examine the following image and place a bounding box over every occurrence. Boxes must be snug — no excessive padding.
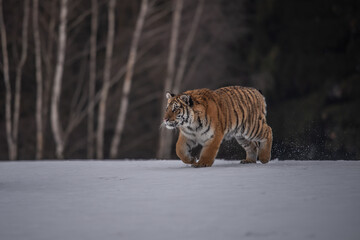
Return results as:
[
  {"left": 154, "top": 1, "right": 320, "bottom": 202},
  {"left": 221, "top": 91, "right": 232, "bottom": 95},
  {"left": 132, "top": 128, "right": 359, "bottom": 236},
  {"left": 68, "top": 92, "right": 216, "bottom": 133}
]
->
[{"left": 180, "top": 126, "right": 214, "bottom": 146}]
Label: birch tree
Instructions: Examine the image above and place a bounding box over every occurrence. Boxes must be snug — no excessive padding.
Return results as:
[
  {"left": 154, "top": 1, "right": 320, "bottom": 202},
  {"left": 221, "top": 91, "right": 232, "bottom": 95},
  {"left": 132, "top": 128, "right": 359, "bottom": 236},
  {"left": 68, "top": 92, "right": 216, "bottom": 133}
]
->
[
  {"left": 51, "top": 0, "right": 68, "bottom": 159},
  {"left": 13, "top": 0, "right": 30, "bottom": 160},
  {"left": 33, "top": 0, "right": 44, "bottom": 159},
  {"left": 0, "top": 0, "right": 11, "bottom": 158},
  {"left": 0, "top": 0, "right": 13, "bottom": 160},
  {"left": 156, "top": 0, "right": 204, "bottom": 159},
  {"left": 0, "top": 0, "right": 30, "bottom": 160},
  {"left": 157, "top": 0, "right": 183, "bottom": 159},
  {"left": 43, "top": 0, "right": 57, "bottom": 136},
  {"left": 96, "top": 0, "right": 116, "bottom": 159},
  {"left": 173, "top": 0, "right": 204, "bottom": 94},
  {"left": 87, "top": 0, "right": 98, "bottom": 159},
  {"left": 110, "top": 0, "right": 149, "bottom": 159}
]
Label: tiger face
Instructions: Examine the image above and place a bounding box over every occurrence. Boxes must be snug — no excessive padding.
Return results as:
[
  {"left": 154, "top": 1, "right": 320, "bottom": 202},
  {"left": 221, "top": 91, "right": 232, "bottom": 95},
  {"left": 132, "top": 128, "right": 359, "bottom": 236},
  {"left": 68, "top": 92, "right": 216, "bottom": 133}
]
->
[{"left": 163, "top": 92, "right": 193, "bottom": 129}]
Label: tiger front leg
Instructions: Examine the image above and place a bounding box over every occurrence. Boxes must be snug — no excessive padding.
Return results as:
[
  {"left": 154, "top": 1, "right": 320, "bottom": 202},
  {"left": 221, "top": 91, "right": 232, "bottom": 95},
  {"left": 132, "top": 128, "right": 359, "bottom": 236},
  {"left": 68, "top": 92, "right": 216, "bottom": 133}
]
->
[
  {"left": 176, "top": 133, "right": 197, "bottom": 165},
  {"left": 192, "top": 133, "right": 223, "bottom": 168}
]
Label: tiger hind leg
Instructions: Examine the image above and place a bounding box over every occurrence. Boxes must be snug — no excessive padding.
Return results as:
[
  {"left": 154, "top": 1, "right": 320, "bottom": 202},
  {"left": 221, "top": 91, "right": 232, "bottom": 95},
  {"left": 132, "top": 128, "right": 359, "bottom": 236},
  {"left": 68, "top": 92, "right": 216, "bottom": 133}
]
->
[
  {"left": 235, "top": 137, "right": 259, "bottom": 164},
  {"left": 258, "top": 125, "right": 273, "bottom": 164}
]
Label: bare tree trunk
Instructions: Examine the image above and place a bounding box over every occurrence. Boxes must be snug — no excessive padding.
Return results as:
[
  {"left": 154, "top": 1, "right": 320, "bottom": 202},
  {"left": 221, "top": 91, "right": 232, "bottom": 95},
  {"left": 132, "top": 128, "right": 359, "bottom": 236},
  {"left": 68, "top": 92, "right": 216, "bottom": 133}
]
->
[
  {"left": 51, "top": 0, "right": 68, "bottom": 159},
  {"left": 157, "top": 0, "right": 183, "bottom": 159},
  {"left": 0, "top": 0, "right": 14, "bottom": 160},
  {"left": 41, "top": 1, "right": 57, "bottom": 159},
  {"left": 43, "top": 0, "right": 57, "bottom": 127},
  {"left": 96, "top": 0, "right": 116, "bottom": 159},
  {"left": 87, "top": 0, "right": 98, "bottom": 159},
  {"left": 33, "top": 0, "right": 44, "bottom": 160},
  {"left": 110, "top": 0, "right": 148, "bottom": 159},
  {"left": 13, "top": 0, "right": 30, "bottom": 160},
  {"left": 0, "top": 0, "right": 29, "bottom": 160},
  {"left": 173, "top": 0, "right": 203, "bottom": 94}
]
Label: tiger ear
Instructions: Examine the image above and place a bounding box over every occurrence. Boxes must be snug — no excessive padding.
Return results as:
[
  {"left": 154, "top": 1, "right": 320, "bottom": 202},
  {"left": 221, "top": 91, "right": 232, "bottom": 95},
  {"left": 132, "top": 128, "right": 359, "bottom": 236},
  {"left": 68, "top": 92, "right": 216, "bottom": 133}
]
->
[
  {"left": 166, "top": 92, "right": 175, "bottom": 99},
  {"left": 180, "top": 94, "right": 193, "bottom": 107}
]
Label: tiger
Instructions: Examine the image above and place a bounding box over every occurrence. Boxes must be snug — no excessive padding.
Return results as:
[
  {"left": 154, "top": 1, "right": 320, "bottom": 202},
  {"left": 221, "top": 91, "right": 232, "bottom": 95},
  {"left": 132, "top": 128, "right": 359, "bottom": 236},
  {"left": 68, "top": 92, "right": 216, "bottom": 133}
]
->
[{"left": 162, "top": 86, "right": 273, "bottom": 167}]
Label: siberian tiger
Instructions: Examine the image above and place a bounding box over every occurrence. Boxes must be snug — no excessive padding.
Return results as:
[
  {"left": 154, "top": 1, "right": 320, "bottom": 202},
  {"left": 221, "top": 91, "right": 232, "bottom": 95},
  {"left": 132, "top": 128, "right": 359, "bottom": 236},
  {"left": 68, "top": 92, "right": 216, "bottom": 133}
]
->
[{"left": 162, "top": 86, "right": 273, "bottom": 167}]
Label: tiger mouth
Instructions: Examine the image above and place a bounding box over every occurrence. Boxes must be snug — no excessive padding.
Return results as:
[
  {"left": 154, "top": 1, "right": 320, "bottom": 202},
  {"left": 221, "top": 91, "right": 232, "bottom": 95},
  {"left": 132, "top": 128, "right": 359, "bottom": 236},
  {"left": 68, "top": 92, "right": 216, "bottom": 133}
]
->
[{"left": 165, "top": 122, "right": 179, "bottom": 129}]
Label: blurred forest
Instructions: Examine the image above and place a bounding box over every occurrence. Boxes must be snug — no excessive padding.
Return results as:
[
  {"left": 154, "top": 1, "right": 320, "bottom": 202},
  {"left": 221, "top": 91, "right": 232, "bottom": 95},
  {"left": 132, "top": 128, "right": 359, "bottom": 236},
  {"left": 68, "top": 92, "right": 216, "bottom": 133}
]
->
[{"left": 0, "top": 0, "right": 359, "bottom": 160}]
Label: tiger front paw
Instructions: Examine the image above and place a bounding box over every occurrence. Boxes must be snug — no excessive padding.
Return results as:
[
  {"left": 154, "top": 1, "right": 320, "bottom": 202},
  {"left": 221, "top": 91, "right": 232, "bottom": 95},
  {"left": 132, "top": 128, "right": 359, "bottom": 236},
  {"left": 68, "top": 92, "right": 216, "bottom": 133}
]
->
[
  {"left": 191, "top": 161, "right": 213, "bottom": 168},
  {"left": 181, "top": 157, "right": 197, "bottom": 165},
  {"left": 240, "top": 159, "right": 256, "bottom": 164}
]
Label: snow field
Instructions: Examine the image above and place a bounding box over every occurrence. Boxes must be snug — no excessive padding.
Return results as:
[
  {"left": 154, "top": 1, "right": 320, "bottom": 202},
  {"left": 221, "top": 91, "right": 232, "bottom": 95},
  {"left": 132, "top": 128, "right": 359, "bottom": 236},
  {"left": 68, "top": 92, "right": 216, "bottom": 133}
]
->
[{"left": 0, "top": 160, "right": 360, "bottom": 240}]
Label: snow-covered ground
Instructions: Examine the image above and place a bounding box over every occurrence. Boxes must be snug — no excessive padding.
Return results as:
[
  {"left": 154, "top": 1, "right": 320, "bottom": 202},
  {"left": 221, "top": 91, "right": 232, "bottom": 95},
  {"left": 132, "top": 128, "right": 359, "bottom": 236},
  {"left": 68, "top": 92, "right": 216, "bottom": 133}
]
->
[{"left": 0, "top": 160, "right": 359, "bottom": 240}]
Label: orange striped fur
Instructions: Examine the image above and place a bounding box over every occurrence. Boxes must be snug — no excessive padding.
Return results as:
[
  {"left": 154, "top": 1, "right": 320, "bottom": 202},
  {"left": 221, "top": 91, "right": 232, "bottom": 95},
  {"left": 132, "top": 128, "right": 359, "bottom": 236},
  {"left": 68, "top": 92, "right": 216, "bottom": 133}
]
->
[{"left": 162, "top": 86, "right": 272, "bottom": 167}]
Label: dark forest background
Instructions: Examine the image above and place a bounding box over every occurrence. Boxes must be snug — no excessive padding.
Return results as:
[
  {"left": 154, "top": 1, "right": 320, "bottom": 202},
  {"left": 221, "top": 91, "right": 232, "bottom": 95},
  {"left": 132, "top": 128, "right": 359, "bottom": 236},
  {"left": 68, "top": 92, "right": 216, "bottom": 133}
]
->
[{"left": 0, "top": 0, "right": 359, "bottom": 160}]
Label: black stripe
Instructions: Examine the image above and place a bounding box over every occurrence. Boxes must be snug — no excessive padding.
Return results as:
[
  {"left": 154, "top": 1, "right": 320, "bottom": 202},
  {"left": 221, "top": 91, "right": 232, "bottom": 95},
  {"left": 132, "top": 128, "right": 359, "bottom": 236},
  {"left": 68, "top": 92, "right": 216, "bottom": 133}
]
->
[
  {"left": 233, "top": 88, "right": 246, "bottom": 133},
  {"left": 221, "top": 89, "right": 233, "bottom": 119},
  {"left": 260, "top": 124, "right": 268, "bottom": 140},
  {"left": 246, "top": 120, "right": 255, "bottom": 137},
  {"left": 247, "top": 89, "right": 259, "bottom": 138},
  {"left": 224, "top": 88, "right": 239, "bottom": 130},
  {"left": 237, "top": 138, "right": 250, "bottom": 148},
  {"left": 219, "top": 90, "right": 229, "bottom": 131},
  {"left": 213, "top": 98, "right": 223, "bottom": 130},
  {"left": 247, "top": 114, "right": 257, "bottom": 138},
  {"left": 178, "top": 106, "right": 183, "bottom": 120},
  {"left": 223, "top": 102, "right": 228, "bottom": 131},
  {"left": 196, "top": 116, "right": 203, "bottom": 131},
  {"left": 223, "top": 89, "right": 233, "bottom": 128},
  {"left": 239, "top": 125, "right": 245, "bottom": 135},
  {"left": 204, "top": 105, "right": 208, "bottom": 126},
  {"left": 243, "top": 142, "right": 251, "bottom": 148},
  {"left": 205, "top": 93, "right": 223, "bottom": 129},
  {"left": 184, "top": 106, "right": 189, "bottom": 123},
  {"left": 182, "top": 129, "right": 196, "bottom": 137},
  {"left": 253, "top": 120, "right": 263, "bottom": 140},
  {"left": 248, "top": 121, "right": 259, "bottom": 140},
  {"left": 235, "top": 88, "right": 247, "bottom": 118},
  {"left": 243, "top": 90, "right": 254, "bottom": 136},
  {"left": 244, "top": 89, "right": 252, "bottom": 111},
  {"left": 211, "top": 93, "right": 224, "bottom": 130},
  {"left": 201, "top": 124, "right": 211, "bottom": 135},
  {"left": 245, "top": 89, "right": 255, "bottom": 111},
  {"left": 237, "top": 137, "right": 250, "bottom": 148},
  {"left": 252, "top": 120, "right": 263, "bottom": 140},
  {"left": 249, "top": 89, "right": 259, "bottom": 110},
  {"left": 206, "top": 92, "right": 217, "bottom": 103}
]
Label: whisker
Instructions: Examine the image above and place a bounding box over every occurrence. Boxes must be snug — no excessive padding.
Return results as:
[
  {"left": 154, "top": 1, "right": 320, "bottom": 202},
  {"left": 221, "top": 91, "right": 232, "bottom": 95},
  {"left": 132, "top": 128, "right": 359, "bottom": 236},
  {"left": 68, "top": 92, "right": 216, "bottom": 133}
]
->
[{"left": 159, "top": 122, "right": 166, "bottom": 129}]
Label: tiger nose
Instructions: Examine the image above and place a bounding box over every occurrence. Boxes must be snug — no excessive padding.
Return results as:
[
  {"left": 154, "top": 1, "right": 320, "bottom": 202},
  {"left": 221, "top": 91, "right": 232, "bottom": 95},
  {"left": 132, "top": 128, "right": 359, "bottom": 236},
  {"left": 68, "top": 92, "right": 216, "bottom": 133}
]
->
[{"left": 163, "top": 117, "right": 169, "bottom": 122}]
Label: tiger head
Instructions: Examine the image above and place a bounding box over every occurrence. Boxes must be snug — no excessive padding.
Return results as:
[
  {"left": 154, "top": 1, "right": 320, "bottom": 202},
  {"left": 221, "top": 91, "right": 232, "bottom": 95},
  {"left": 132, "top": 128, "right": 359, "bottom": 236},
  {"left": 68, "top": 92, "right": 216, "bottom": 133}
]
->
[{"left": 163, "top": 92, "right": 194, "bottom": 129}]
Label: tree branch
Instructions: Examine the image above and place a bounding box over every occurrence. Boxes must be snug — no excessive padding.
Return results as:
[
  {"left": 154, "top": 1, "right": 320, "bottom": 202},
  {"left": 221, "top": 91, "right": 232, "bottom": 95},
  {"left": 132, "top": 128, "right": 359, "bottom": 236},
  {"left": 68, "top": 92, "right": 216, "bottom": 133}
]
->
[{"left": 110, "top": 0, "right": 149, "bottom": 158}]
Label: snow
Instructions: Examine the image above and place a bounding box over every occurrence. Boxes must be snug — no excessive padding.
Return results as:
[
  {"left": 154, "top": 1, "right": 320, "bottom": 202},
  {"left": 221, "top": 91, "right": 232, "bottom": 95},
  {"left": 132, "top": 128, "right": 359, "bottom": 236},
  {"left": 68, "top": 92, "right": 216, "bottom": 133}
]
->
[{"left": 0, "top": 160, "right": 360, "bottom": 240}]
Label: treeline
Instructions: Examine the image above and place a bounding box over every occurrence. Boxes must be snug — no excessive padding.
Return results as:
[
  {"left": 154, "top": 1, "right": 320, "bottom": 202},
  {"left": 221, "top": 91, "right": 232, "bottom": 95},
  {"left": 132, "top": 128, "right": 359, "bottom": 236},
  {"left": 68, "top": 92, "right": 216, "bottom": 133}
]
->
[
  {"left": 0, "top": 0, "right": 246, "bottom": 160},
  {"left": 1, "top": 0, "right": 359, "bottom": 160}
]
